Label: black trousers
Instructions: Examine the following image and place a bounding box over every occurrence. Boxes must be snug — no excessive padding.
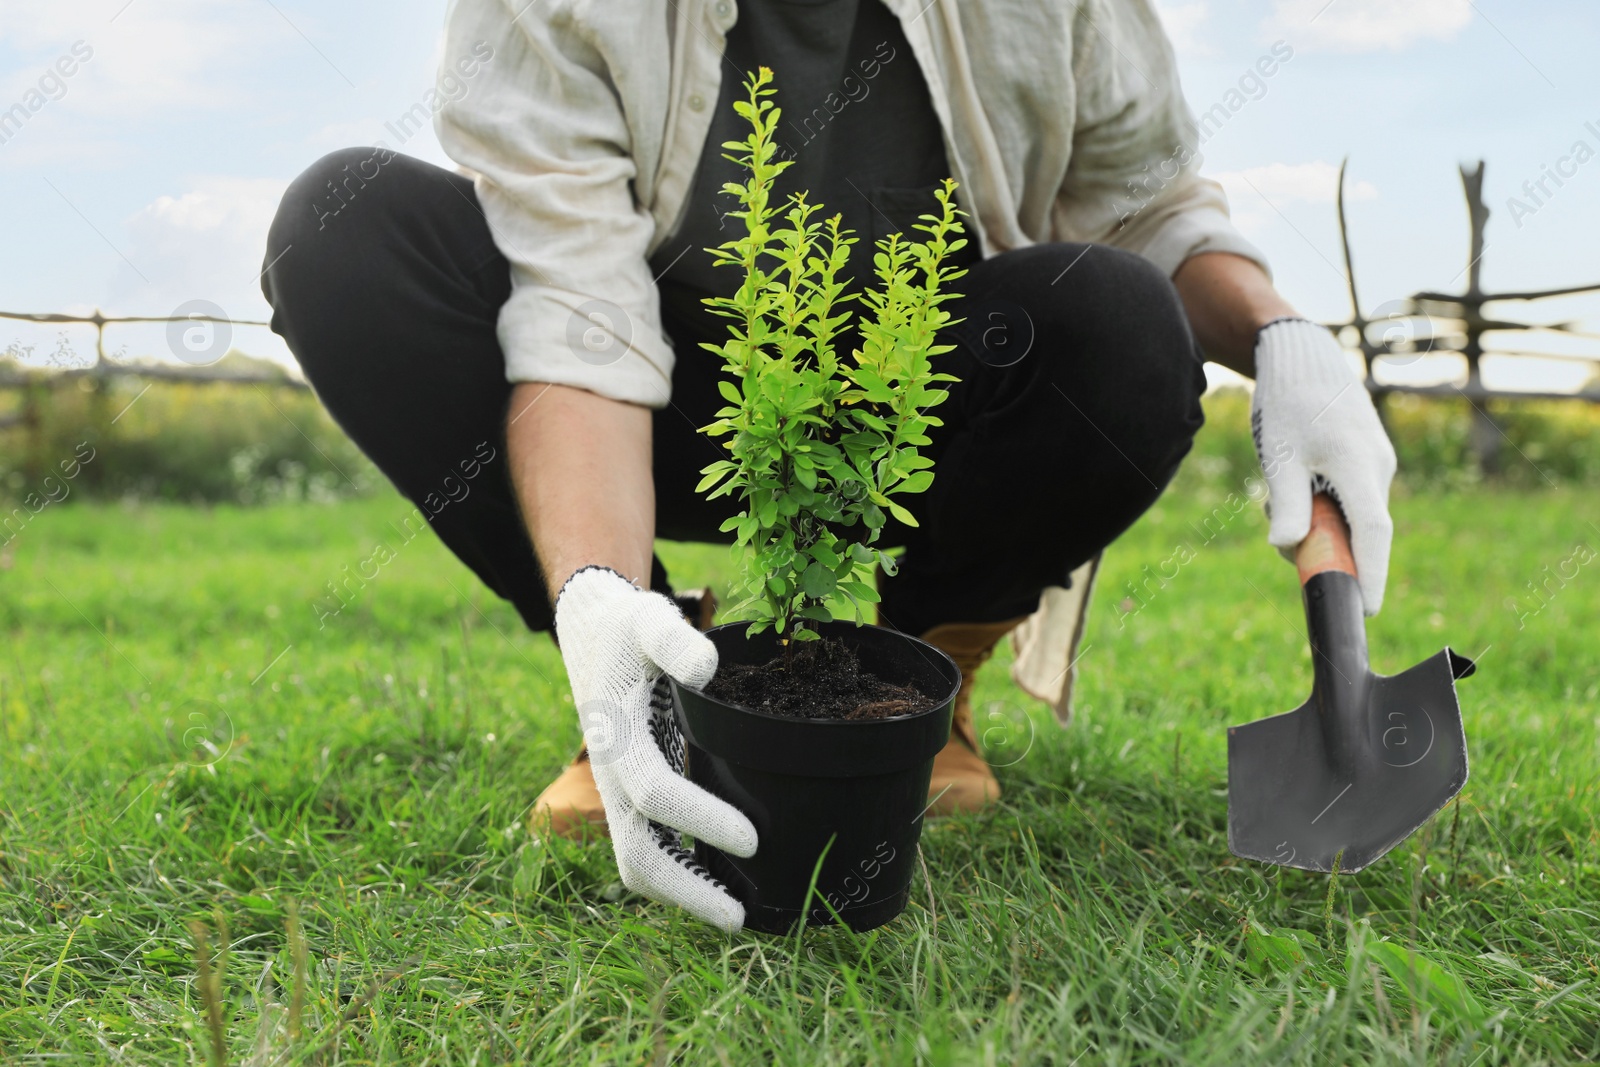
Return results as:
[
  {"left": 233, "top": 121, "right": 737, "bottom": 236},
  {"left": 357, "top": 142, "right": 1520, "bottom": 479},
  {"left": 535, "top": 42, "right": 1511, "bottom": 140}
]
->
[{"left": 262, "top": 148, "right": 1207, "bottom": 638}]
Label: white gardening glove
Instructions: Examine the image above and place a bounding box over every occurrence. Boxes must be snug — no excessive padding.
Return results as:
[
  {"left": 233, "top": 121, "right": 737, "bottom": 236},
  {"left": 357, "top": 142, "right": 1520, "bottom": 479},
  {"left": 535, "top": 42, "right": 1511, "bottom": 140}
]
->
[
  {"left": 1252, "top": 318, "right": 1397, "bottom": 615},
  {"left": 553, "top": 565, "right": 758, "bottom": 932}
]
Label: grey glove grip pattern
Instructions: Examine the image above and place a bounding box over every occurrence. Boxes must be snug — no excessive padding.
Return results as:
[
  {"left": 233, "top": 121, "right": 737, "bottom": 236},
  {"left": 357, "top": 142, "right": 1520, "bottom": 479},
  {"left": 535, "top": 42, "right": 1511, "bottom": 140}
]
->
[
  {"left": 645, "top": 677, "right": 731, "bottom": 896},
  {"left": 648, "top": 677, "right": 686, "bottom": 777},
  {"left": 647, "top": 822, "right": 732, "bottom": 895}
]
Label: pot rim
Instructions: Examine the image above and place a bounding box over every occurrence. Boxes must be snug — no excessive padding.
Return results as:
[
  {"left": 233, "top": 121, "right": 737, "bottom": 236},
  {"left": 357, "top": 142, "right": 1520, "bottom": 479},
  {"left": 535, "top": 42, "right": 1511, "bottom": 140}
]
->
[{"left": 676, "top": 620, "right": 961, "bottom": 726}]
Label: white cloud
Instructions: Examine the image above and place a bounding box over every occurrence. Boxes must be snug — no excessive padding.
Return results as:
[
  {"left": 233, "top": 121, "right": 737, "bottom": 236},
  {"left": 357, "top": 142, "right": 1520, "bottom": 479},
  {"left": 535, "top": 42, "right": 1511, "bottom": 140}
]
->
[
  {"left": 4, "top": 174, "right": 295, "bottom": 365},
  {"left": 0, "top": 0, "right": 287, "bottom": 117},
  {"left": 1263, "top": 0, "right": 1473, "bottom": 53},
  {"left": 1211, "top": 161, "right": 1376, "bottom": 235},
  {"left": 43, "top": 155, "right": 451, "bottom": 368},
  {"left": 1155, "top": 2, "right": 1214, "bottom": 59},
  {"left": 109, "top": 175, "right": 290, "bottom": 332}
]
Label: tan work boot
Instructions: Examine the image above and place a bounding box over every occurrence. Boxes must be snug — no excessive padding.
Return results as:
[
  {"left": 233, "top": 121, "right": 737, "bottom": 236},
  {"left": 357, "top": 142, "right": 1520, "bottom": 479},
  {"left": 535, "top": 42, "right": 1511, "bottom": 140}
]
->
[
  {"left": 919, "top": 617, "right": 1030, "bottom": 816},
  {"left": 528, "top": 588, "right": 718, "bottom": 840},
  {"left": 528, "top": 748, "right": 609, "bottom": 840}
]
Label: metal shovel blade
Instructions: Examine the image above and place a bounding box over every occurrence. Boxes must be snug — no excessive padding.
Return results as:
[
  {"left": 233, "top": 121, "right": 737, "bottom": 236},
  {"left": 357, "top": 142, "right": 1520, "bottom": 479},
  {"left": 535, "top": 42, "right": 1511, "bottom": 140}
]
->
[{"left": 1227, "top": 570, "right": 1474, "bottom": 873}]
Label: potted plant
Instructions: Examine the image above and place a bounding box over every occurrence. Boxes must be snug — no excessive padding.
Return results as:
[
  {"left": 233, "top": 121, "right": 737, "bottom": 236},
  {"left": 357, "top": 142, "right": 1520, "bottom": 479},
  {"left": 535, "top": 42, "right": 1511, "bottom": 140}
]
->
[{"left": 668, "top": 68, "right": 969, "bottom": 934}]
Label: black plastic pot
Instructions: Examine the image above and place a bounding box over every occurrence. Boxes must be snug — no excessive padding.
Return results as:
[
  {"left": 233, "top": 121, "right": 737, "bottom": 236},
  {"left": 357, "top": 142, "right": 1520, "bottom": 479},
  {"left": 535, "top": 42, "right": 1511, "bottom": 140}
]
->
[{"left": 670, "top": 620, "right": 960, "bottom": 934}]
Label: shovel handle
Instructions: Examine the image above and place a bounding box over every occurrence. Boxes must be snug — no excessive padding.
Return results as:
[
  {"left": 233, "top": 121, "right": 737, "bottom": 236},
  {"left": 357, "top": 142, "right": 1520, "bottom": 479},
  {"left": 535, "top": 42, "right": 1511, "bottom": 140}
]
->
[{"left": 1296, "top": 493, "right": 1357, "bottom": 586}]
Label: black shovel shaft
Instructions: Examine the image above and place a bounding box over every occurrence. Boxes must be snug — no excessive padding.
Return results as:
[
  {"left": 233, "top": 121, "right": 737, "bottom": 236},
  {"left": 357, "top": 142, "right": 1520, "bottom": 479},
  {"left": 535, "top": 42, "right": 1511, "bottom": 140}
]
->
[
  {"left": 1298, "top": 493, "right": 1368, "bottom": 773},
  {"left": 1304, "top": 571, "right": 1371, "bottom": 777}
]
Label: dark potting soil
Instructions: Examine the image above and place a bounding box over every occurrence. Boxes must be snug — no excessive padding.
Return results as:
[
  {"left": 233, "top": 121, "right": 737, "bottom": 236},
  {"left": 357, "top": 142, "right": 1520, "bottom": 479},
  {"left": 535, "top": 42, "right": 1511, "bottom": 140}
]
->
[{"left": 704, "top": 636, "right": 936, "bottom": 721}]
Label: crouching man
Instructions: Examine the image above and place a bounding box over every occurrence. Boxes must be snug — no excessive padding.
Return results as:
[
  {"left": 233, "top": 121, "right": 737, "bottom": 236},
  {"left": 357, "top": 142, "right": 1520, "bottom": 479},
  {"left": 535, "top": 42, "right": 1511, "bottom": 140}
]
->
[{"left": 262, "top": 0, "right": 1395, "bottom": 932}]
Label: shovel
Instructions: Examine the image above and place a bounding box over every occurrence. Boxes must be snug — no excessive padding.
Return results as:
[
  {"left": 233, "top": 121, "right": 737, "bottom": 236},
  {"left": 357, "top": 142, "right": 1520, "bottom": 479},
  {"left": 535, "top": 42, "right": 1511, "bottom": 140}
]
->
[{"left": 1227, "top": 493, "right": 1474, "bottom": 873}]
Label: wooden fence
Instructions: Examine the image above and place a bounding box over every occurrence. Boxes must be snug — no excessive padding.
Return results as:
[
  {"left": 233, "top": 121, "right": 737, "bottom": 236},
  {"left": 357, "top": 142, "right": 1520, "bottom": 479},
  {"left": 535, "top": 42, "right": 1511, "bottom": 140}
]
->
[
  {"left": 0, "top": 309, "right": 304, "bottom": 434},
  {"left": 1327, "top": 159, "right": 1600, "bottom": 468},
  {"left": 4, "top": 160, "right": 1597, "bottom": 471}
]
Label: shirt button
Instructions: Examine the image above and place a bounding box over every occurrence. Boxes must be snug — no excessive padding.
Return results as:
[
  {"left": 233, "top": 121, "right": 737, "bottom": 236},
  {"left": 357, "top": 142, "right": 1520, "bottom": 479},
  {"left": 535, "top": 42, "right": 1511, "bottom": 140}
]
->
[
  {"left": 689, "top": 94, "right": 706, "bottom": 111},
  {"left": 715, "top": 0, "right": 730, "bottom": 15}
]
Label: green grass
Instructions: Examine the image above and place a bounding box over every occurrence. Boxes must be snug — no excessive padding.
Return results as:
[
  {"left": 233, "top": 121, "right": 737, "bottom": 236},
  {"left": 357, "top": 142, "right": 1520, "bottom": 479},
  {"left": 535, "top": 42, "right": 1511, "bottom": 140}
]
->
[{"left": 2, "top": 456, "right": 1598, "bottom": 1062}]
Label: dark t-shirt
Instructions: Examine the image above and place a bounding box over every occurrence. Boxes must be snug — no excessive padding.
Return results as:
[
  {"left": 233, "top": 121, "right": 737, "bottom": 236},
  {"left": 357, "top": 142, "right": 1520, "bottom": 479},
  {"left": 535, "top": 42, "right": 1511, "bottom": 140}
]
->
[{"left": 648, "top": 0, "right": 979, "bottom": 299}]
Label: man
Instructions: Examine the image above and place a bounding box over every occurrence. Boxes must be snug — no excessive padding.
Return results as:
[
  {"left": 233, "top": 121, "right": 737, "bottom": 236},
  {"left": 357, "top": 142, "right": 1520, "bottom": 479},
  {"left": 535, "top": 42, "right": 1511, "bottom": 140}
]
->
[{"left": 262, "top": 0, "right": 1395, "bottom": 933}]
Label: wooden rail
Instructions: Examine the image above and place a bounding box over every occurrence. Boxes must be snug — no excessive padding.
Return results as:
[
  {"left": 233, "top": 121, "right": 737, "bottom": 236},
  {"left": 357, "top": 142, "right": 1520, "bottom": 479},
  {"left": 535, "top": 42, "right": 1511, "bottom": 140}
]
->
[
  {"left": 5, "top": 172, "right": 1599, "bottom": 475},
  {"left": 0, "top": 308, "right": 303, "bottom": 388}
]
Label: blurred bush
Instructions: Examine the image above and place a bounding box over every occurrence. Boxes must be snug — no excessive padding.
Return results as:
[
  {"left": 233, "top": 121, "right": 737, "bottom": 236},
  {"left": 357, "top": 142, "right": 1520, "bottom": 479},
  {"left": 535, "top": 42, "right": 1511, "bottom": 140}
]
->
[
  {"left": 2, "top": 368, "right": 1596, "bottom": 507},
  {"left": 1385, "top": 391, "right": 1600, "bottom": 489},
  {"left": 0, "top": 370, "right": 380, "bottom": 506},
  {"left": 1175, "top": 388, "right": 1600, "bottom": 496}
]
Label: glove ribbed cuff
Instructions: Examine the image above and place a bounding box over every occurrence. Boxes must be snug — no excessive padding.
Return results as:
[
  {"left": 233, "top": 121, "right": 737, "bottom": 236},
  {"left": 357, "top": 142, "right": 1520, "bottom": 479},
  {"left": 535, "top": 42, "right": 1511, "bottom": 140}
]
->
[
  {"left": 1254, "top": 318, "right": 1360, "bottom": 398},
  {"left": 554, "top": 564, "right": 631, "bottom": 610}
]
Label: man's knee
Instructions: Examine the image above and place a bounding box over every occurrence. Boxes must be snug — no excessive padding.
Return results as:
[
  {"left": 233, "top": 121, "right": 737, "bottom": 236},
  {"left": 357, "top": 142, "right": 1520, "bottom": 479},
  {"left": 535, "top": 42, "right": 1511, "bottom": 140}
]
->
[
  {"left": 270, "top": 146, "right": 411, "bottom": 248},
  {"left": 264, "top": 148, "right": 390, "bottom": 308},
  {"left": 1017, "top": 242, "right": 1205, "bottom": 469},
  {"left": 1027, "top": 242, "right": 1189, "bottom": 346},
  {"left": 262, "top": 147, "right": 438, "bottom": 346},
  {"left": 260, "top": 148, "right": 397, "bottom": 384}
]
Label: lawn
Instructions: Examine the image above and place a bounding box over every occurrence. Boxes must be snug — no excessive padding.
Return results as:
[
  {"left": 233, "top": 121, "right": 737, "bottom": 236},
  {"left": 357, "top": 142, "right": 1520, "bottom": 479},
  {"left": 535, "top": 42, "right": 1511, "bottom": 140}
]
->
[{"left": 2, "top": 445, "right": 1598, "bottom": 1063}]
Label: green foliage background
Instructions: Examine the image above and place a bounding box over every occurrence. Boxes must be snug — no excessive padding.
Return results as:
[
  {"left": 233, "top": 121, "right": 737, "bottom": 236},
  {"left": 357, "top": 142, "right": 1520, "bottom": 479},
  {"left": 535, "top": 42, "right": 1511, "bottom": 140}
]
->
[
  {"left": 5, "top": 375, "right": 1598, "bottom": 511},
  {"left": 0, "top": 366, "right": 377, "bottom": 508}
]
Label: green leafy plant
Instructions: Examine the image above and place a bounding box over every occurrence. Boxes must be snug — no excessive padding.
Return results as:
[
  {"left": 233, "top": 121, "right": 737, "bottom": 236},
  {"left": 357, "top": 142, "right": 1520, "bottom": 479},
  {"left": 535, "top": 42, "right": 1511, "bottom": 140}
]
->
[
  {"left": 1366, "top": 939, "right": 1487, "bottom": 1025},
  {"left": 695, "top": 67, "right": 969, "bottom": 641}
]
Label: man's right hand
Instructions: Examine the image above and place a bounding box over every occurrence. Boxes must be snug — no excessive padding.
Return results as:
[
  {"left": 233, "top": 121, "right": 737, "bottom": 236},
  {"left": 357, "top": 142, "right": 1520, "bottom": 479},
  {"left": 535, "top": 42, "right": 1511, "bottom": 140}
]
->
[{"left": 553, "top": 565, "right": 758, "bottom": 932}]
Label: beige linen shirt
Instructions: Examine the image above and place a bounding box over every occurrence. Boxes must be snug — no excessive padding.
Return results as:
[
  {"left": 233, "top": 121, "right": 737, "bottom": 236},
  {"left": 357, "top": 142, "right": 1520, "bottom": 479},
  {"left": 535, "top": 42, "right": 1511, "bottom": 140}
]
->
[{"left": 436, "top": 0, "right": 1269, "bottom": 407}]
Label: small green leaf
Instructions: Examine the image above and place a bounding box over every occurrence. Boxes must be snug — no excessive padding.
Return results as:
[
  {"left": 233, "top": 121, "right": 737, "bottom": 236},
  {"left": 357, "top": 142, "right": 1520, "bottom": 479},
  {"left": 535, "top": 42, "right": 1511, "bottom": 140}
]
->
[
  {"left": 1368, "top": 941, "right": 1486, "bottom": 1023},
  {"left": 809, "top": 540, "right": 841, "bottom": 568},
  {"left": 851, "top": 369, "right": 895, "bottom": 403},
  {"left": 885, "top": 500, "right": 918, "bottom": 527},
  {"left": 236, "top": 894, "right": 279, "bottom": 915},
  {"left": 1243, "top": 921, "right": 1319, "bottom": 977},
  {"left": 142, "top": 947, "right": 187, "bottom": 971},
  {"left": 800, "top": 561, "right": 836, "bottom": 598}
]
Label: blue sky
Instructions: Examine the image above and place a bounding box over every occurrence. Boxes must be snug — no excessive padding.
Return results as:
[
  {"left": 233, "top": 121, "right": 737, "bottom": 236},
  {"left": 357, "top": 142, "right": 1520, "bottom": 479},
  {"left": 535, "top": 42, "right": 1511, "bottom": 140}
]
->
[{"left": 2, "top": 0, "right": 1597, "bottom": 391}]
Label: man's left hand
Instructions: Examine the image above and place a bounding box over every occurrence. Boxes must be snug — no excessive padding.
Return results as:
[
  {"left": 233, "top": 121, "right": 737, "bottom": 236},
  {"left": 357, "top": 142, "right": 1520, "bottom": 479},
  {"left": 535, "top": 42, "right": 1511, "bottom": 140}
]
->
[{"left": 1250, "top": 317, "right": 1397, "bottom": 615}]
